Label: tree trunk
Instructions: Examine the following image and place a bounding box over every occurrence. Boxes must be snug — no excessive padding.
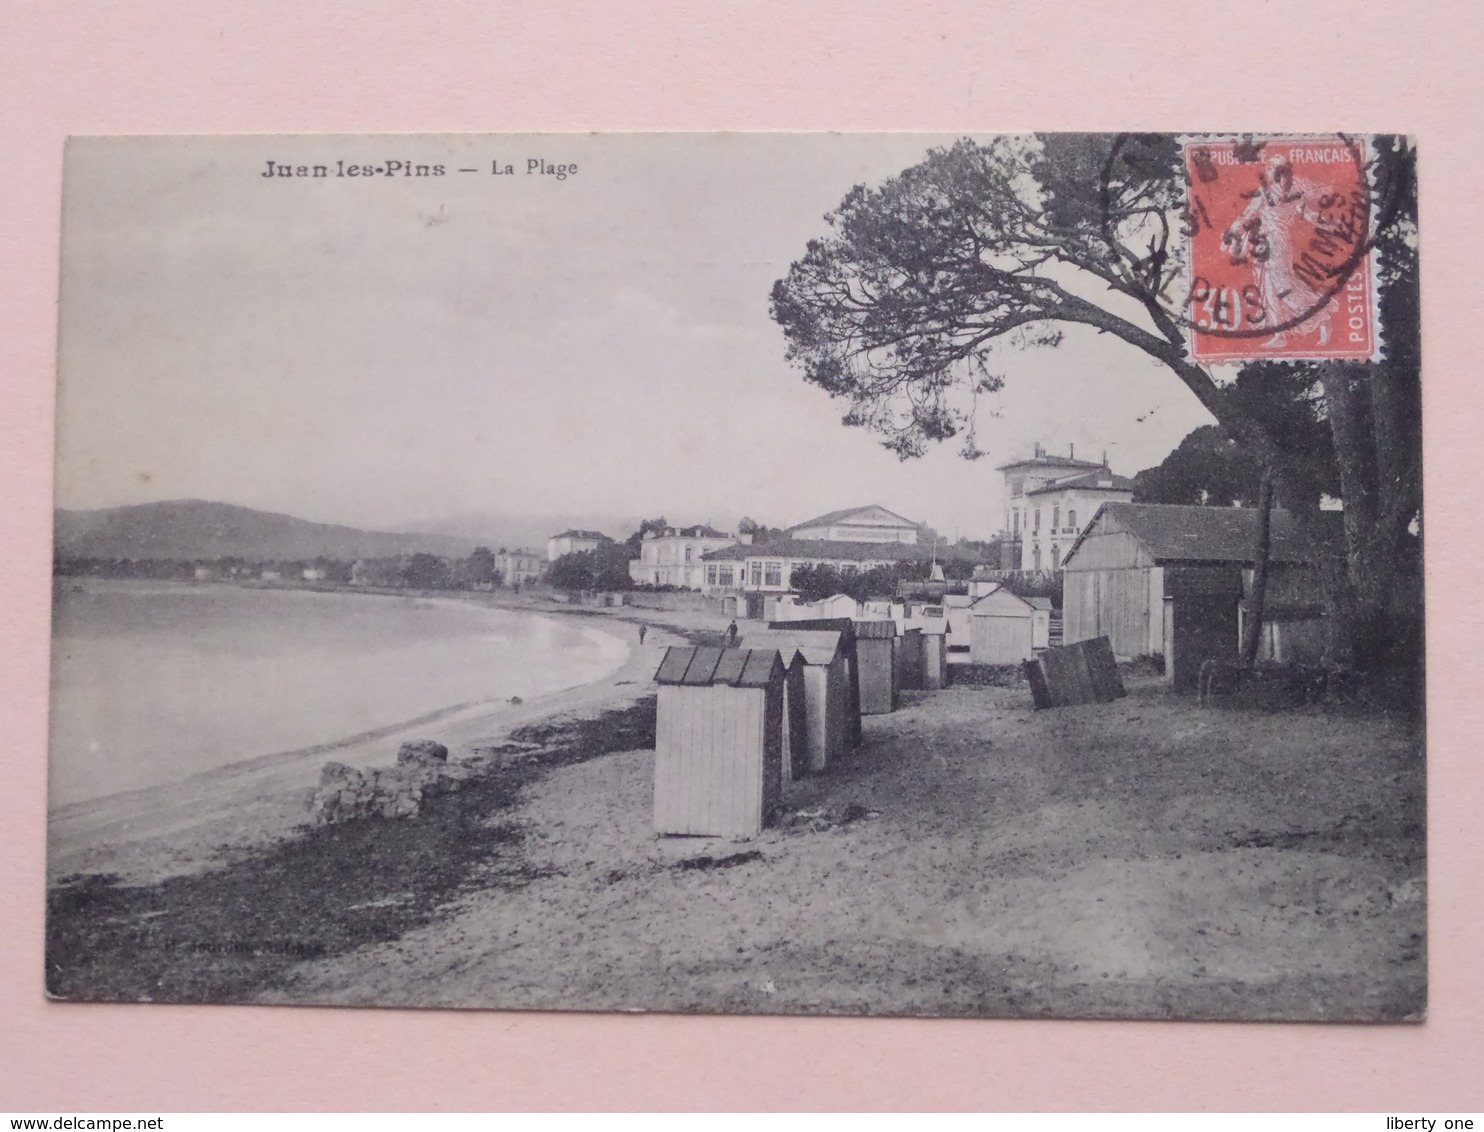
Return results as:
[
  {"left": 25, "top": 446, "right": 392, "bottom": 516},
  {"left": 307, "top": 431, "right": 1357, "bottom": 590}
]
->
[{"left": 1241, "top": 473, "right": 1275, "bottom": 667}]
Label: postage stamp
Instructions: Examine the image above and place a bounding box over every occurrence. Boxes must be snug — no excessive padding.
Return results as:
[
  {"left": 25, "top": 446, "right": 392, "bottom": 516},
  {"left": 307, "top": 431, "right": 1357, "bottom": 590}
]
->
[{"left": 1180, "top": 134, "right": 1379, "bottom": 363}]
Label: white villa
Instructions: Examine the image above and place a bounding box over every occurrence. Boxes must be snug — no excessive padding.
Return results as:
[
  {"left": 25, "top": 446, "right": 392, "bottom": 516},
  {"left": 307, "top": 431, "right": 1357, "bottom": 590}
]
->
[
  {"left": 998, "top": 444, "right": 1135, "bottom": 572},
  {"left": 546, "top": 528, "right": 610, "bottom": 561},
  {"left": 496, "top": 548, "right": 544, "bottom": 587},
  {"left": 628, "top": 524, "right": 737, "bottom": 589}
]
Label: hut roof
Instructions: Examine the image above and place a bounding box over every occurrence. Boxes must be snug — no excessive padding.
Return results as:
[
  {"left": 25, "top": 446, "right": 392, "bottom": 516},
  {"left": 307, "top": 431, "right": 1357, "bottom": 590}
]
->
[
  {"left": 654, "top": 646, "right": 783, "bottom": 688},
  {"left": 970, "top": 589, "right": 1036, "bottom": 614},
  {"left": 854, "top": 619, "right": 898, "bottom": 639},
  {"left": 738, "top": 630, "right": 842, "bottom": 666}
]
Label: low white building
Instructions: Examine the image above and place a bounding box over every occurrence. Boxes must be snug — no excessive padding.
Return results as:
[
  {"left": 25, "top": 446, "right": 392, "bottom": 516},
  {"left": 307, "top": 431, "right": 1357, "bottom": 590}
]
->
[{"left": 628, "top": 524, "right": 737, "bottom": 589}]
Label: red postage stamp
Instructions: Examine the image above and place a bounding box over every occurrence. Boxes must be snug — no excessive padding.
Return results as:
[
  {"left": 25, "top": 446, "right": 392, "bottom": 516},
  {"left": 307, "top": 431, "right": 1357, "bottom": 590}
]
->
[{"left": 1182, "top": 135, "right": 1378, "bottom": 363}]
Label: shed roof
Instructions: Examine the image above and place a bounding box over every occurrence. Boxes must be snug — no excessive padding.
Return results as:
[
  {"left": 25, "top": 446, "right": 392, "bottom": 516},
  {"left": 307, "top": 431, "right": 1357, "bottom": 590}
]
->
[
  {"left": 970, "top": 589, "right": 1036, "bottom": 614},
  {"left": 854, "top": 619, "right": 898, "bottom": 639},
  {"left": 737, "top": 629, "right": 842, "bottom": 666},
  {"left": 1062, "top": 503, "right": 1342, "bottom": 567},
  {"left": 654, "top": 646, "right": 783, "bottom": 687}
]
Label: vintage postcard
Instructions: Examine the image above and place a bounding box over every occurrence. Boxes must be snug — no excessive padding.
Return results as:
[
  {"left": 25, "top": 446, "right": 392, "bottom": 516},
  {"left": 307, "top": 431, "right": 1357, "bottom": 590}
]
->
[{"left": 46, "top": 133, "right": 1423, "bottom": 1020}]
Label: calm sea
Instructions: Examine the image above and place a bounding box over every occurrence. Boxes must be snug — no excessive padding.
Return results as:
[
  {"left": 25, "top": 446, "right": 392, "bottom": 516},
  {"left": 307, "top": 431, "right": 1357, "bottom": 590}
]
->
[{"left": 48, "top": 580, "right": 630, "bottom": 807}]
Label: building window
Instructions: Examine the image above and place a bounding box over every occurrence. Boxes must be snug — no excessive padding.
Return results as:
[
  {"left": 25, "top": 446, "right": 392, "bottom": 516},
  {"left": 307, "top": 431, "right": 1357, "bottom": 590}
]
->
[
  {"left": 1011, "top": 477, "right": 1023, "bottom": 497},
  {"left": 1068, "top": 509, "right": 1077, "bottom": 531},
  {"left": 1013, "top": 510, "right": 1020, "bottom": 535},
  {"left": 684, "top": 547, "right": 693, "bottom": 561},
  {"left": 1032, "top": 545, "right": 1042, "bottom": 571},
  {"left": 749, "top": 561, "right": 763, "bottom": 587},
  {"left": 1034, "top": 508, "right": 1041, "bottom": 533},
  {"left": 706, "top": 565, "right": 717, "bottom": 586},
  {"left": 718, "top": 566, "right": 733, "bottom": 586},
  {"left": 1052, "top": 545, "right": 1061, "bottom": 570},
  {"left": 1052, "top": 505, "right": 1060, "bottom": 529},
  {"left": 764, "top": 561, "right": 782, "bottom": 587}
]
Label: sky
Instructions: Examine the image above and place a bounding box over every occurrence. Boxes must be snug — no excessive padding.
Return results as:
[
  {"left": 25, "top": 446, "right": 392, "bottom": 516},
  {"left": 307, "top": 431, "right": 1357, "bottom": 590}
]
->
[{"left": 56, "top": 133, "right": 1218, "bottom": 540}]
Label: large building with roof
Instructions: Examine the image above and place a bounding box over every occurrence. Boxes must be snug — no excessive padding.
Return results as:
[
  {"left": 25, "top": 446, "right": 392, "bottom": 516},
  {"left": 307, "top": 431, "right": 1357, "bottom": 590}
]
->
[
  {"left": 628, "top": 524, "right": 737, "bottom": 589},
  {"left": 998, "top": 444, "right": 1135, "bottom": 571},
  {"left": 785, "top": 505, "right": 920, "bottom": 544},
  {"left": 1060, "top": 502, "right": 1336, "bottom": 687},
  {"left": 699, "top": 504, "right": 981, "bottom": 618}
]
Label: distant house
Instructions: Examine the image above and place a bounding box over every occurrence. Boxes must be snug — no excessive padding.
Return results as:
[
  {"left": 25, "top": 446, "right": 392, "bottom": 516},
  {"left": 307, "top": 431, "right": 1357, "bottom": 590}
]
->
[
  {"left": 999, "top": 444, "right": 1134, "bottom": 571},
  {"left": 302, "top": 566, "right": 327, "bottom": 581},
  {"left": 547, "top": 529, "right": 610, "bottom": 562},
  {"left": 629, "top": 524, "right": 736, "bottom": 589},
  {"left": 495, "top": 548, "right": 543, "bottom": 587},
  {"left": 786, "top": 505, "right": 920, "bottom": 544},
  {"left": 1061, "top": 502, "right": 1335, "bottom": 688}
]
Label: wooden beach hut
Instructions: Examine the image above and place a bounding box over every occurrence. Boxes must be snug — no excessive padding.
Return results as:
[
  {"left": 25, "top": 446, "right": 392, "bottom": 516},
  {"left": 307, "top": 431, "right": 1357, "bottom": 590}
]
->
[
  {"left": 769, "top": 617, "right": 862, "bottom": 749},
  {"left": 942, "top": 594, "right": 975, "bottom": 652},
  {"left": 854, "top": 618, "right": 899, "bottom": 714},
  {"left": 740, "top": 629, "right": 849, "bottom": 772},
  {"left": 652, "top": 646, "right": 787, "bottom": 837},
  {"left": 914, "top": 620, "right": 950, "bottom": 689},
  {"left": 894, "top": 626, "right": 924, "bottom": 691},
  {"left": 968, "top": 589, "right": 1037, "bottom": 665},
  {"left": 1025, "top": 596, "right": 1053, "bottom": 650}
]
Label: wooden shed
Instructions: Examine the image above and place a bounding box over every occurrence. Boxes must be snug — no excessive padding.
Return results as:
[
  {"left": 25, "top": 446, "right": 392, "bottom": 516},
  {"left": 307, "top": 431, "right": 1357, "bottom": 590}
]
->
[
  {"left": 739, "top": 629, "right": 850, "bottom": 772},
  {"left": 1061, "top": 503, "right": 1334, "bottom": 690},
  {"left": 854, "top": 618, "right": 899, "bottom": 714},
  {"left": 652, "top": 646, "right": 787, "bottom": 837},
  {"left": 968, "top": 588, "right": 1037, "bottom": 664}
]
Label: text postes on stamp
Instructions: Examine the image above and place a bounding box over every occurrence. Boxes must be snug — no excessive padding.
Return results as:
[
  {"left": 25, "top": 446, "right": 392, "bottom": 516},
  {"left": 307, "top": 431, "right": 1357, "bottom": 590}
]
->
[{"left": 1182, "top": 134, "right": 1378, "bottom": 364}]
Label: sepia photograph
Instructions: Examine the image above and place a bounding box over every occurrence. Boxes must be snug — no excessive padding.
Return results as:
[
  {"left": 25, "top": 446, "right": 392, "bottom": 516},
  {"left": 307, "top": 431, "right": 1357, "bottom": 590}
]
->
[{"left": 45, "top": 131, "right": 1424, "bottom": 1022}]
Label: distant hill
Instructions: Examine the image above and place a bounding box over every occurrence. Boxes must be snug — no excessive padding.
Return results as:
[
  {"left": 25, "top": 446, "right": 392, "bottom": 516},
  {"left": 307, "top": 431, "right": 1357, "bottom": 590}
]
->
[{"left": 54, "top": 500, "right": 480, "bottom": 562}]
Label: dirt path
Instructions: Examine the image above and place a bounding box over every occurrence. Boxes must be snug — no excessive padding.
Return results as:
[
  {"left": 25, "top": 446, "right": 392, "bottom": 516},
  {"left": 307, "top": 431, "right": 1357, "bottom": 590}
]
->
[{"left": 263, "top": 678, "right": 1425, "bottom": 1021}]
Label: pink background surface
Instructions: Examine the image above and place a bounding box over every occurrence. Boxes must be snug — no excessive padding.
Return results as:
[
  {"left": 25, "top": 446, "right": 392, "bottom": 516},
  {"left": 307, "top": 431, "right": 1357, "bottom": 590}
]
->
[{"left": 2, "top": 1, "right": 1480, "bottom": 1111}]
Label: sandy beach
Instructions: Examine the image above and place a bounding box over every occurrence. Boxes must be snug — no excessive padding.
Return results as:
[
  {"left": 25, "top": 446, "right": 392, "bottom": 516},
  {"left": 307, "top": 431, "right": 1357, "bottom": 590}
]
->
[{"left": 46, "top": 594, "right": 1426, "bottom": 1020}]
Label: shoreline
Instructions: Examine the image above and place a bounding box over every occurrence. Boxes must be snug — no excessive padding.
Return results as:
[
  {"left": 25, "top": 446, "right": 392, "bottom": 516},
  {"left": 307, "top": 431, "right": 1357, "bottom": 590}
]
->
[{"left": 47, "top": 589, "right": 697, "bottom": 885}]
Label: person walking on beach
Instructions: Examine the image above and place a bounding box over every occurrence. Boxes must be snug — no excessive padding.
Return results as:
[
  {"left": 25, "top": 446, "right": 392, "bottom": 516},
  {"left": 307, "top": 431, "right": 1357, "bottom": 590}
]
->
[
  {"left": 725, "top": 620, "right": 738, "bottom": 647},
  {"left": 637, "top": 623, "right": 647, "bottom": 646}
]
